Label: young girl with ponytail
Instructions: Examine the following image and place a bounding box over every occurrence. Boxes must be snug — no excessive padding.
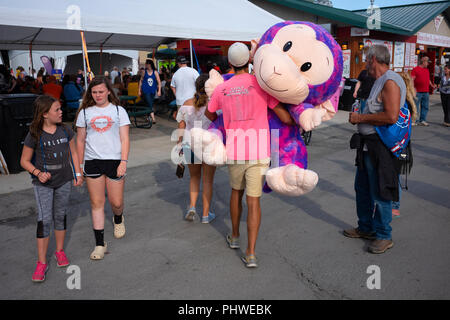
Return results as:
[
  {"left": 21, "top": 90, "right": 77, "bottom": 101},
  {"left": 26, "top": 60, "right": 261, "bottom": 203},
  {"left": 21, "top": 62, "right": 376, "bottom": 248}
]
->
[{"left": 176, "top": 74, "right": 217, "bottom": 223}]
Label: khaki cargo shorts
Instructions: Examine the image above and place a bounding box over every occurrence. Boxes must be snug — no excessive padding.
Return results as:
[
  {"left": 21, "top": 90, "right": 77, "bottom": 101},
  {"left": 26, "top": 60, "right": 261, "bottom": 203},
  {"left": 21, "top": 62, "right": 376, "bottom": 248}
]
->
[{"left": 227, "top": 158, "right": 270, "bottom": 197}]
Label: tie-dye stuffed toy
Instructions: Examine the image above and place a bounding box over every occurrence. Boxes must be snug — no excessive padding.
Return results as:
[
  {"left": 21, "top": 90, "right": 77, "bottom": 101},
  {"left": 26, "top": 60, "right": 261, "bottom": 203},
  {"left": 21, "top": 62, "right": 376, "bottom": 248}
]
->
[{"left": 192, "top": 21, "right": 343, "bottom": 196}]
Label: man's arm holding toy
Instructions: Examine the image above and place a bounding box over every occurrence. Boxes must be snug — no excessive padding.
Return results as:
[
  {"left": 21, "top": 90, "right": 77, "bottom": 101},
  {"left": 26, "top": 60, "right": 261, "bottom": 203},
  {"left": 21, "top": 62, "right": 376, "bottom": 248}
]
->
[
  {"left": 205, "top": 108, "right": 217, "bottom": 123},
  {"left": 272, "top": 103, "right": 295, "bottom": 126}
]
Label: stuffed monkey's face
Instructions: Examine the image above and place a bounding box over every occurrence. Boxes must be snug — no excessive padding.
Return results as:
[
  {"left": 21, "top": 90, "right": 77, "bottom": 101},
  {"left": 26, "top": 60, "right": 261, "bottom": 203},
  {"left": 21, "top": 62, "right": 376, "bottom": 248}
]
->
[{"left": 254, "top": 24, "right": 335, "bottom": 105}]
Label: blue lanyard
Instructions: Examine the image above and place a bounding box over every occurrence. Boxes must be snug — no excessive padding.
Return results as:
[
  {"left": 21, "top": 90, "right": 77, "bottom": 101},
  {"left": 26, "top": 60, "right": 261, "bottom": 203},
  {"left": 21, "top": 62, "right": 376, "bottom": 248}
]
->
[{"left": 39, "top": 135, "right": 47, "bottom": 173}]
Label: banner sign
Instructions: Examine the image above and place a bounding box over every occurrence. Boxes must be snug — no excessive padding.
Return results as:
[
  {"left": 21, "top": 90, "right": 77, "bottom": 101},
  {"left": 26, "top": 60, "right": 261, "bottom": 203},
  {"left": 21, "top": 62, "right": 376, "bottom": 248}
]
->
[{"left": 40, "top": 56, "right": 54, "bottom": 75}]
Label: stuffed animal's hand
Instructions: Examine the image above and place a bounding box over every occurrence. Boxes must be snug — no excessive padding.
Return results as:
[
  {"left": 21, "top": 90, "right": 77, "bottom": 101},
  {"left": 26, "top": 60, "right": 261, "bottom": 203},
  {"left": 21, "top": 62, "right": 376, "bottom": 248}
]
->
[
  {"left": 190, "top": 128, "right": 227, "bottom": 166},
  {"left": 316, "top": 86, "right": 342, "bottom": 121},
  {"left": 315, "top": 99, "right": 336, "bottom": 122},
  {"left": 265, "top": 164, "right": 318, "bottom": 196},
  {"left": 299, "top": 107, "right": 326, "bottom": 131},
  {"left": 205, "top": 69, "right": 224, "bottom": 98}
]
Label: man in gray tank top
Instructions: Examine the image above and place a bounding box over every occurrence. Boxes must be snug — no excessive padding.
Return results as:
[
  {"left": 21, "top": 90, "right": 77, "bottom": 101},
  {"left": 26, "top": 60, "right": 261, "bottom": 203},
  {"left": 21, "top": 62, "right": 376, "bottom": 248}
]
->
[{"left": 344, "top": 45, "right": 406, "bottom": 254}]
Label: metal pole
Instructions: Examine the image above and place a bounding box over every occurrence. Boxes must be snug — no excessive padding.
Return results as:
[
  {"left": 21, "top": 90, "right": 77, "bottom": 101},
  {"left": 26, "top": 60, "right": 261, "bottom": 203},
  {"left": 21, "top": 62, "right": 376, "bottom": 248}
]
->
[
  {"left": 189, "top": 39, "right": 193, "bottom": 67},
  {"left": 29, "top": 43, "right": 34, "bottom": 76},
  {"left": 82, "top": 46, "right": 88, "bottom": 90},
  {"left": 100, "top": 44, "right": 103, "bottom": 75}
]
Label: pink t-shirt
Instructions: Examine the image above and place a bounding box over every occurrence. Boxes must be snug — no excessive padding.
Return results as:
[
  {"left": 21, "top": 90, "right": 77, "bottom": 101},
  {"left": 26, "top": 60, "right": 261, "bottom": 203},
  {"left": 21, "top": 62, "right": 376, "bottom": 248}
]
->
[{"left": 208, "top": 73, "right": 278, "bottom": 161}]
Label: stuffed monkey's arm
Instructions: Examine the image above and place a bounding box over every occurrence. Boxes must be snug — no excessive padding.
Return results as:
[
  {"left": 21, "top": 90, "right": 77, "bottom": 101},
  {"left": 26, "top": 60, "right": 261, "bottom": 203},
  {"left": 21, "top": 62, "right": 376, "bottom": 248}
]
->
[{"left": 288, "top": 103, "right": 315, "bottom": 127}]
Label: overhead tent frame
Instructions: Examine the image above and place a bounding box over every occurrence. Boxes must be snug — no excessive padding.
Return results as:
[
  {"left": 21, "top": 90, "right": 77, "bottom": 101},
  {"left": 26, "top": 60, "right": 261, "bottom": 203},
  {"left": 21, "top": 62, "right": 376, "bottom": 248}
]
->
[
  {"left": 0, "top": 0, "right": 283, "bottom": 49},
  {"left": 0, "top": 0, "right": 282, "bottom": 82}
]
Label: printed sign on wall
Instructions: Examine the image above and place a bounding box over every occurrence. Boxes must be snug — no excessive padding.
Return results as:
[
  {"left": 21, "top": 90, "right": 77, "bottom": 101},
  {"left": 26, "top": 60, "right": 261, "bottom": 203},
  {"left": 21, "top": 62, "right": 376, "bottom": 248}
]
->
[{"left": 342, "top": 49, "right": 351, "bottom": 78}]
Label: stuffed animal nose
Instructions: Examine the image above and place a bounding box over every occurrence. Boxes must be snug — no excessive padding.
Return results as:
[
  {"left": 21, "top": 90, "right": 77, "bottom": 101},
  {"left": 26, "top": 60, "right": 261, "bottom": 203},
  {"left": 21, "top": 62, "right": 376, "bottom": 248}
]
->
[{"left": 273, "top": 66, "right": 282, "bottom": 76}]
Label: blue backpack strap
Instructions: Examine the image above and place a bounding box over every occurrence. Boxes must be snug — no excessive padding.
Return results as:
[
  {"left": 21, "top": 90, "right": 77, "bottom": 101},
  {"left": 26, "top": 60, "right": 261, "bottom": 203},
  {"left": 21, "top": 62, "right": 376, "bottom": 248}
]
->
[
  {"left": 375, "top": 102, "right": 412, "bottom": 158},
  {"left": 39, "top": 135, "right": 48, "bottom": 172},
  {"left": 84, "top": 108, "right": 87, "bottom": 130}
]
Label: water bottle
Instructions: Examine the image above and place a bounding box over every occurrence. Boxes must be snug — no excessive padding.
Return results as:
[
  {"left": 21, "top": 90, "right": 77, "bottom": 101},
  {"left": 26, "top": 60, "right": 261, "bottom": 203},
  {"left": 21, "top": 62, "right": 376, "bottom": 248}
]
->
[{"left": 352, "top": 99, "right": 361, "bottom": 113}]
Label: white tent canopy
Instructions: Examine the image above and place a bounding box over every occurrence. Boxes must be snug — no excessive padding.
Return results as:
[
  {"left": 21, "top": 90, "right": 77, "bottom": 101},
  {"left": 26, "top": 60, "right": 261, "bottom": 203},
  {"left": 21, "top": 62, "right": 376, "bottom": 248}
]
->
[{"left": 0, "top": 0, "right": 283, "bottom": 50}]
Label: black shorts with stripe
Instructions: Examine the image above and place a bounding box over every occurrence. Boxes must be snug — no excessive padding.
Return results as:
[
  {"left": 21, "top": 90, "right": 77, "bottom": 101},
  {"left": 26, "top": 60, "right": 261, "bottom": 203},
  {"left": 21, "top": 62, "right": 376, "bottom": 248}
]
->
[{"left": 83, "top": 160, "right": 124, "bottom": 180}]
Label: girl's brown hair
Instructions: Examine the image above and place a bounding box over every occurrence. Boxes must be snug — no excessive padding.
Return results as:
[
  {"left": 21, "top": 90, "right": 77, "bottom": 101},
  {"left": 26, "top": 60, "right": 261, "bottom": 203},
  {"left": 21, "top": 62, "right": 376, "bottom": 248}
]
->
[
  {"left": 29, "top": 94, "right": 58, "bottom": 139},
  {"left": 76, "top": 76, "right": 120, "bottom": 121},
  {"left": 193, "top": 73, "right": 209, "bottom": 109}
]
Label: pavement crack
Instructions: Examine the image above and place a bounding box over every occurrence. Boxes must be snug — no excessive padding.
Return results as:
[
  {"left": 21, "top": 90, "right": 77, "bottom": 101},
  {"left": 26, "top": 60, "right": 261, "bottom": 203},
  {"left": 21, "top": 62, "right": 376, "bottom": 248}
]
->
[{"left": 276, "top": 251, "right": 351, "bottom": 300}]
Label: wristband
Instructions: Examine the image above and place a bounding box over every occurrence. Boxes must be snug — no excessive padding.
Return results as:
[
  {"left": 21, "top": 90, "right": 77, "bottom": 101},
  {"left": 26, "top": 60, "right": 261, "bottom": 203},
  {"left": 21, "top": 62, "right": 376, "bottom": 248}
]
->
[
  {"left": 75, "top": 173, "right": 82, "bottom": 177},
  {"left": 31, "top": 168, "right": 38, "bottom": 176},
  {"left": 121, "top": 160, "right": 128, "bottom": 163}
]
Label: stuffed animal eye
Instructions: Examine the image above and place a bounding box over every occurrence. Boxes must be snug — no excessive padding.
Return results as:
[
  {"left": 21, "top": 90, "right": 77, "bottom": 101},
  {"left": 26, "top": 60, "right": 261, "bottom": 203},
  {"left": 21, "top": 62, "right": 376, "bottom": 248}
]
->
[
  {"left": 283, "top": 41, "right": 292, "bottom": 52},
  {"left": 301, "top": 62, "right": 312, "bottom": 72}
]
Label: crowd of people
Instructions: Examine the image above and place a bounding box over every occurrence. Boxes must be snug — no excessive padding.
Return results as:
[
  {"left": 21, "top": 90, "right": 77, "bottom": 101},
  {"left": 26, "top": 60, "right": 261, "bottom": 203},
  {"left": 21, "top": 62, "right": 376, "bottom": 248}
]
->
[{"left": 2, "top": 42, "right": 447, "bottom": 282}]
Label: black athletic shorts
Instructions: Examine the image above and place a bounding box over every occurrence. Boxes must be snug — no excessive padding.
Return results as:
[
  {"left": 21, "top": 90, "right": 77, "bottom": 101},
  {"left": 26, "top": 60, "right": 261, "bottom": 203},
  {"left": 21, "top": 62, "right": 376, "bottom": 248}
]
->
[{"left": 83, "top": 160, "right": 124, "bottom": 180}]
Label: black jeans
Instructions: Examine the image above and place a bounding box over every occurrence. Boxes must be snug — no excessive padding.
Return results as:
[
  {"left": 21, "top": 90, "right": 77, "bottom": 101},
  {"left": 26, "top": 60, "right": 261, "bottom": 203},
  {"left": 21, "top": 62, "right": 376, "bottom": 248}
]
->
[{"left": 440, "top": 92, "right": 450, "bottom": 123}]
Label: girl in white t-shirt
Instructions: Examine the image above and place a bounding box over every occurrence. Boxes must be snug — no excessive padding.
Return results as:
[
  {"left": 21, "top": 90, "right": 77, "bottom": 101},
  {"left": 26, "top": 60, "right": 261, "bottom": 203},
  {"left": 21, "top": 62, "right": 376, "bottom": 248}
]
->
[
  {"left": 176, "top": 74, "right": 216, "bottom": 223},
  {"left": 76, "top": 76, "right": 131, "bottom": 260}
]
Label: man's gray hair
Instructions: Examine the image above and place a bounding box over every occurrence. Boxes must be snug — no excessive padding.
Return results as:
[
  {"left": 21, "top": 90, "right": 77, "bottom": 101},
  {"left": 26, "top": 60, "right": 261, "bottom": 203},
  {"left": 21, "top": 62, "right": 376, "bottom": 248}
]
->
[{"left": 366, "top": 45, "right": 391, "bottom": 65}]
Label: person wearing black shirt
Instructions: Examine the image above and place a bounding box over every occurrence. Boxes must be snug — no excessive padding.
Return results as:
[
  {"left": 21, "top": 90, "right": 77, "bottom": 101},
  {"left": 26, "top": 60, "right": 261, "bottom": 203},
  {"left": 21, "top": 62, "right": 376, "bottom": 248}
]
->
[{"left": 353, "top": 67, "right": 376, "bottom": 111}]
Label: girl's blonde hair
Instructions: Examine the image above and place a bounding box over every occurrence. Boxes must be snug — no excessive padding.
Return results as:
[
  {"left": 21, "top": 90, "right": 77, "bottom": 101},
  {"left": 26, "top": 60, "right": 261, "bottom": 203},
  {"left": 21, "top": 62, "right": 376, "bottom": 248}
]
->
[{"left": 400, "top": 72, "right": 418, "bottom": 123}]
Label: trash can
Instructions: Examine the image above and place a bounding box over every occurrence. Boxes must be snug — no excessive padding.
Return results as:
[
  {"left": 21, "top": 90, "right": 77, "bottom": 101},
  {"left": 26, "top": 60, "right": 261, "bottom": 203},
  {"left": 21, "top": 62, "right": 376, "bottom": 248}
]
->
[
  {"left": 338, "top": 78, "right": 358, "bottom": 111},
  {"left": 0, "top": 94, "right": 38, "bottom": 174}
]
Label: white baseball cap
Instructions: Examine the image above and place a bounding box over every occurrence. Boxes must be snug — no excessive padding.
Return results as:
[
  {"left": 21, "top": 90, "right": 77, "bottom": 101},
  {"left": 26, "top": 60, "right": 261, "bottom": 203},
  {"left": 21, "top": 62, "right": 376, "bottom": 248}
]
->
[{"left": 228, "top": 42, "right": 250, "bottom": 67}]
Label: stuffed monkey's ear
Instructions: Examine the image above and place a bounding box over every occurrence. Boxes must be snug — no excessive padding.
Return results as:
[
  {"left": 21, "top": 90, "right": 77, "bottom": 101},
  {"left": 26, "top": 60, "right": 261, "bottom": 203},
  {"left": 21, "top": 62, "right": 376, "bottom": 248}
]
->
[
  {"left": 205, "top": 69, "right": 224, "bottom": 98},
  {"left": 250, "top": 38, "right": 260, "bottom": 63}
]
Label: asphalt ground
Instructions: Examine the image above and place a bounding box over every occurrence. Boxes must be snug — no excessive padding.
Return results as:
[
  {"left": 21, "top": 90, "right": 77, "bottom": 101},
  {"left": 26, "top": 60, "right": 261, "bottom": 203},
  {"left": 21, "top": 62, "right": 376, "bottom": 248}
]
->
[{"left": 0, "top": 95, "right": 449, "bottom": 300}]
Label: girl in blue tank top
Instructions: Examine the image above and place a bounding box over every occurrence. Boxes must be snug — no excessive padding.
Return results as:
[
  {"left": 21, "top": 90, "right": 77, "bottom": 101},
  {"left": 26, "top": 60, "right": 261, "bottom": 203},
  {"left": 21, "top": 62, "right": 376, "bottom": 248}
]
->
[{"left": 139, "top": 60, "right": 161, "bottom": 124}]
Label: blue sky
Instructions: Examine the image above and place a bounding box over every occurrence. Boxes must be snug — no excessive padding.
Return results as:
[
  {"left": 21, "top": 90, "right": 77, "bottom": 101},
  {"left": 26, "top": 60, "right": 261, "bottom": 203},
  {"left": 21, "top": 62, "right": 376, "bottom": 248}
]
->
[{"left": 333, "top": 0, "right": 442, "bottom": 11}]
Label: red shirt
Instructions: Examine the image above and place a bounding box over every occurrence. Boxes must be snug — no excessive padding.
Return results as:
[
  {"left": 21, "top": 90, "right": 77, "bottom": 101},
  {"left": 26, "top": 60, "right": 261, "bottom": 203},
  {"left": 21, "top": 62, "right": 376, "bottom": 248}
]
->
[
  {"left": 43, "top": 83, "right": 62, "bottom": 99},
  {"left": 411, "top": 66, "right": 430, "bottom": 93}
]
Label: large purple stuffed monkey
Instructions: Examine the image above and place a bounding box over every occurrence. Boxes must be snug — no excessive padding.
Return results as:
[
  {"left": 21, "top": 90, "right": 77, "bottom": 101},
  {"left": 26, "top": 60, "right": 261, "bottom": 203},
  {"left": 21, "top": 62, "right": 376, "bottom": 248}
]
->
[{"left": 192, "top": 21, "right": 343, "bottom": 196}]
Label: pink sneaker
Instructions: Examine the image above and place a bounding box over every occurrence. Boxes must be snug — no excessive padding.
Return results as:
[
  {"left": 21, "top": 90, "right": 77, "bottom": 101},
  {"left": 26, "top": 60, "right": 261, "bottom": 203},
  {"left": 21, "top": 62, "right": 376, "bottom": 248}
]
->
[
  {"left": 32, "top": 262, "right": 48, "bottom": 282},
  {"left": 55, "top": 250, "right": 70, "bottom": 267}
]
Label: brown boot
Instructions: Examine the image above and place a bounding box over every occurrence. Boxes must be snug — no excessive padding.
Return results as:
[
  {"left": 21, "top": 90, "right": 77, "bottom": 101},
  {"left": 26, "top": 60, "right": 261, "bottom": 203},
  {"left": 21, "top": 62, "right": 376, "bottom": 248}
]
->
[
  {"left": 368, "top": 239, "right": 394, "bottom": 254},
  {"left": 343, "top": 228, "right": 376, "bottom": 240}
]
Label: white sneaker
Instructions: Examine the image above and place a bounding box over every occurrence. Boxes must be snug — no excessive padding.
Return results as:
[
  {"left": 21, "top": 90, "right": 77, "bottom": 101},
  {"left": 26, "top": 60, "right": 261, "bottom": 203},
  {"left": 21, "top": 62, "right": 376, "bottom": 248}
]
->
[{"left": 185, "top": 207, "right": 196, "bottom": 221}]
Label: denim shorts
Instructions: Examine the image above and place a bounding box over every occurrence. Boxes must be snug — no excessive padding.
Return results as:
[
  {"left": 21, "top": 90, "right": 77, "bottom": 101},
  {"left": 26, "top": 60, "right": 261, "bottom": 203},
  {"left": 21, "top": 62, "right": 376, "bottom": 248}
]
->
[{"left": 182, "top": 144, "right": 202, "bottom": 165}]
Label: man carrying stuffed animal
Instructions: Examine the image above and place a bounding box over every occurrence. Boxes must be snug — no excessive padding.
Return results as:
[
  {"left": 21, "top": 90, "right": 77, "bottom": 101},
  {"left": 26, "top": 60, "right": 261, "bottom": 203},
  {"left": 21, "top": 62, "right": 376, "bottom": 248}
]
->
[
  {"left": 205, "top": 42, "right": 295, "bottom": 268},
  {"left": 346, "top": 45, "right": 407, "bottom": 254}
]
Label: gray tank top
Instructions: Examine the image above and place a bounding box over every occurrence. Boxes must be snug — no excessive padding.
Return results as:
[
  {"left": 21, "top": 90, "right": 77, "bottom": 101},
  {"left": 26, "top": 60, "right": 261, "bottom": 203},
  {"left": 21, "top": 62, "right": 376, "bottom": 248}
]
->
[{"left": 358, "top": 70, "right": 406, "bottom": 135}]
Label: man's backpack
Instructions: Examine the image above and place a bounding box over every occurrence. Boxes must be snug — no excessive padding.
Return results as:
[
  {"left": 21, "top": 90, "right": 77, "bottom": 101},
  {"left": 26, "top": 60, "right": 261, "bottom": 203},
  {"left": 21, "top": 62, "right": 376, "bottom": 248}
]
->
[{"left": 375, "top": 101, "right": 411, "bottom": 158}]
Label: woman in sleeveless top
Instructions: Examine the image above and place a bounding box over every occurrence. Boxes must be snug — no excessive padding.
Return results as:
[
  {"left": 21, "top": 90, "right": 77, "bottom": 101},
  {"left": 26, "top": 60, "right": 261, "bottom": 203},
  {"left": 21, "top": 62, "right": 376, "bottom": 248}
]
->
[{"left": 139, "top": 59, "right": 161, "bottom": 124}]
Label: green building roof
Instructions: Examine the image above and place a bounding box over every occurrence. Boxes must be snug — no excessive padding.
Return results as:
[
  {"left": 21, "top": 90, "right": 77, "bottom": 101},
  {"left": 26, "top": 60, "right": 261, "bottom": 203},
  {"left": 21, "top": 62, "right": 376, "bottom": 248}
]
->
[
  {"left": 263, "top": 0, "right": 449, "bottom": 36},
  {"left": 352, "top": 1, "right": 450, "bottom": 35}
]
